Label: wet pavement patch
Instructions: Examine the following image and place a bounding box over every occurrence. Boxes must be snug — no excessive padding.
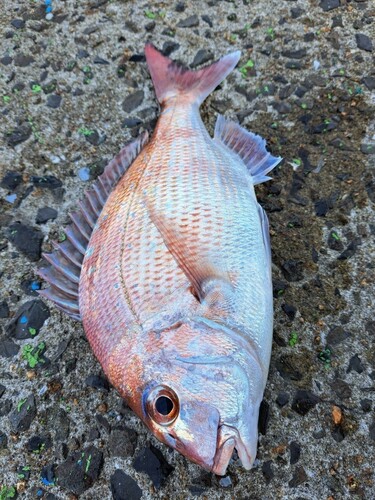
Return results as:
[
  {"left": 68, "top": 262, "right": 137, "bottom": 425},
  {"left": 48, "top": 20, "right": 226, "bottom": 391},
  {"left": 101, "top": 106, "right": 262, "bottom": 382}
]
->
[
  {"left": 6, "top": 222, "right": 44, "bottom": 261},
  {"left": 122, "top": 90, "right": 145, "bottom": 113},
  {"left": 6, "top": 123, "right": 32, "bottom": 146},
  {"left": 6, "top": 300, "right": 50, "bottom": 340},
  {"left": 1, "top": 171, "right": 23, "bottom": 190},
  {"left": 0, "top": 337, "right": 20, "bottom": 358},
  {"left": 108, "top": 426, "right": 138, "bottom": 457},
  {"left": 291, "top": 390, "right": 321, "bottom": 416},
  {"left": 9, "top": 394, "right": 37, "bottom": 432},
  {"left": 35, "top": 207, "right": 58, "bottom": 224},
  {"left": 110, "top": 470, "right": 143, "bottom": 500},
  {"left": 133, "top": 444, "right": 174, "bottom": 489},
  {"left": 55, "top": 445, "right": 103, "bottom": 495},
  {"left": 85, "top": 374, "right": 110, "bottom": 392}
]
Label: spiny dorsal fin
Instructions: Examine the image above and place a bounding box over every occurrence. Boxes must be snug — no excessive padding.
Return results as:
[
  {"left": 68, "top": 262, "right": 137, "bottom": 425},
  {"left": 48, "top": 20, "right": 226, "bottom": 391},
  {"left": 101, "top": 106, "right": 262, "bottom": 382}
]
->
[
  {"left": 214, "top": 115, "right": 282, "bottom": 185},
  {"left": 37, "top": 131, "right": 149, "bottom": 321}
]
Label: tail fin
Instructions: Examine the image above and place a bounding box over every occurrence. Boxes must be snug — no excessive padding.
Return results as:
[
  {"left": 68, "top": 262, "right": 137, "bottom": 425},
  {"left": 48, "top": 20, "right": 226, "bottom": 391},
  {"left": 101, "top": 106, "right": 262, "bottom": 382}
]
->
[{"left": 144, "top": 44, "right": 241, "bottom": 106}]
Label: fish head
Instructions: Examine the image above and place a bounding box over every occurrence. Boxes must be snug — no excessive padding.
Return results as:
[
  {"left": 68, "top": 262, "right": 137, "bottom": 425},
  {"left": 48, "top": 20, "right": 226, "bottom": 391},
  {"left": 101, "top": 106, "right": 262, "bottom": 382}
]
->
[{"left": 109, "top": 319, "right": 265, "bottom": 475}]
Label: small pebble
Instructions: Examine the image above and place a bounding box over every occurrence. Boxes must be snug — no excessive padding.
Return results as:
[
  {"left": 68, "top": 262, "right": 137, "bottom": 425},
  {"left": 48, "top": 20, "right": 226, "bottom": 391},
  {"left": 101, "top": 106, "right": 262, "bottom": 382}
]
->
[
  {"left": 78, "top": 167, "right": 90, "bottom": 181},
  {"left": 356, "top": 33, "right": 373, "bottom": 52},
  {"left": 133, "top": 445, "right": 173, "bottom": 489},
  {"left": 219, "top": 476, "right": 232, "bottom": 488},
  {"left": 5, "top": 194, "right": 17, "bottom": 203},
  {"left": 276, "top": 392, "right": 290, "bottom": 407},
  {"left": 332, "top": 405, "right": 343, "bottom": 425}
]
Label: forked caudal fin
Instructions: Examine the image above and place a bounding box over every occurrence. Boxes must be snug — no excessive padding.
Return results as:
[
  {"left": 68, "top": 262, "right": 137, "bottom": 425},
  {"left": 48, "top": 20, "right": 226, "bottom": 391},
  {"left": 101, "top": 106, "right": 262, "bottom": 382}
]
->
[
  {"left": 144, "top": 44, "right": 241, "bottom": 106},
  {"left": 214, "top": 115, "right": 282, "bottom": 185},
  {"left": 36, "top": 132, "right": 149, "bottom": 321}
]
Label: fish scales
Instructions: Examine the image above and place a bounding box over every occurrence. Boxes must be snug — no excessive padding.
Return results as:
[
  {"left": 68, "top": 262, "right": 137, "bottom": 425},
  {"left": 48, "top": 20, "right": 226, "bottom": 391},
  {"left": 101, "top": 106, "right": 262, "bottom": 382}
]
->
[{"left": 38, "top": 44, "right": 282, "bottom": 475}]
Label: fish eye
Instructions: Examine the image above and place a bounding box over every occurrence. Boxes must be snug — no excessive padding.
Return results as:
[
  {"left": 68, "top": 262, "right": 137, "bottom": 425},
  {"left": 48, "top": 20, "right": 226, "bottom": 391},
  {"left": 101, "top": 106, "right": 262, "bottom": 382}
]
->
[
  {"left": 155, "top": 395, "right": 174, "bottom": 416},
  {"left": 146, "top": 385, "right": 179, "bottom": 426}
]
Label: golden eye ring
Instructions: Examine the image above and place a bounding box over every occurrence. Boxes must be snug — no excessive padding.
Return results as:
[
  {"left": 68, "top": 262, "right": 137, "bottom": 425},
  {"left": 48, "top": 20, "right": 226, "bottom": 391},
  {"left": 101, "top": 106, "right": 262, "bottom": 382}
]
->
[{"left": 146, "top": 385, "right": 179, "bottom": 426}]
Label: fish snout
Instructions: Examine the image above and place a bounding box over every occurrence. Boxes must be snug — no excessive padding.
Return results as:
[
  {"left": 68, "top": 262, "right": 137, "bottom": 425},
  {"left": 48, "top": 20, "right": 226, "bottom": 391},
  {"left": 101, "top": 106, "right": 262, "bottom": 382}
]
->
[{"left": 172, "top": 401, "right": 220, "bottom": 470}]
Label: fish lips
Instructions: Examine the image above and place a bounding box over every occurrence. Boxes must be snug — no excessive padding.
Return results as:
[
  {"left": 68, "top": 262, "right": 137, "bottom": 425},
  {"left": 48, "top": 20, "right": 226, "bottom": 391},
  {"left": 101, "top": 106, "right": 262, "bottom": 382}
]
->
[{"left": 212, "top": 423, "right": 255, "bottom": 475}]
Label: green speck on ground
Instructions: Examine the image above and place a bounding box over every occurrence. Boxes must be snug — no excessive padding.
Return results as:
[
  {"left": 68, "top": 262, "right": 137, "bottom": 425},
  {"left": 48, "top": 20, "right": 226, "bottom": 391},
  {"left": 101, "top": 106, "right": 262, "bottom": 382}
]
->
[
  {"left": 239, "top": 59, "right": 255, "bottom": 78},
  {"left": 17, "top": 465, "right": 30, "bottom": 479},
  {"left": 144, "top": 10, "right": 156, "bottom": 19},
  {"left": 33, "top": 442, "right": 45, "bottom": 454},
  {"left": 0, "top": 486, "right": 16, "bottom": 500},
  {"left": 318, "top": 348, "right": 331, "bottom": 369},
  {"left": 85, "top": 454, "right": 92, "bottom": 473},
  {"left": 289, "top": 331, "right": 298, "bottom": 347},
  {"left": 17, "top": 398, "right": 27, "bottom": 412},
  {"left": 265, "top": 27, "right": 275, "bottom": 40},
  {"left": 32, "top": 84, "right": 42, "bottom": 93},
  {"left": 43, "top": 82, "right": 56, "bottom": 93},
  {"left": 22, "top": 342, "right": 46, "bottom": 369},
  {"left": 78, "top": 127, "right": 95, "bottom": 136},
  {"left": 66, "top": 60, "right": 76, "bottom": 71}
]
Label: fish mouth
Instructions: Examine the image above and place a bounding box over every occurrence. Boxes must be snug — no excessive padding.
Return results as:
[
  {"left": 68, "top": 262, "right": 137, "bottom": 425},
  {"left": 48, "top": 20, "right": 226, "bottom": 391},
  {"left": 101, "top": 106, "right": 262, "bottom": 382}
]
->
[{"left": 212, "top": 424, "right": 253, "bottom": 476}]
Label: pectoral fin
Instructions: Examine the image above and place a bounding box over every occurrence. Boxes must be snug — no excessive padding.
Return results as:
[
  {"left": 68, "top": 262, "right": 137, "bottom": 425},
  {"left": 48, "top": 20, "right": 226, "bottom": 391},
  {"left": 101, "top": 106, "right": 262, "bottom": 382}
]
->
[{"left": 148, "top": 209, "right": 233, "bottom": 305}]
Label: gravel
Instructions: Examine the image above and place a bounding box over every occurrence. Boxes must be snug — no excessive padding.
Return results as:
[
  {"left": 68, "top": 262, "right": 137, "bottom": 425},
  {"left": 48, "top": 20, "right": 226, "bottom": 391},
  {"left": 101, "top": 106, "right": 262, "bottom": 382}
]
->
[{"left": 1, "top": 0, "right": 374, "bottom": 498}]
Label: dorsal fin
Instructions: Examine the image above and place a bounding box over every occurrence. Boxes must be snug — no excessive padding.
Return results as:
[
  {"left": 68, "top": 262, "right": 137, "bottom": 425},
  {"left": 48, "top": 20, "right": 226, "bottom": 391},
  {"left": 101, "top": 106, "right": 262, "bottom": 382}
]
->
[
  {"left": 37, "top": 132, "right": 149, "bottom": 320},
  {"left": 214, "top": 115, "right": 282, "bottom": 185}
]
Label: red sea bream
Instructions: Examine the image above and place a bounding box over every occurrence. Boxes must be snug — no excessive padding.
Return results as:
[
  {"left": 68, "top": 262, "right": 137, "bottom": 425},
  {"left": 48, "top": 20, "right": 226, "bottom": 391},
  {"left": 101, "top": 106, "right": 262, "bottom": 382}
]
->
[{"left": 38, "top": 45, "right": 282, "bottom": 475}]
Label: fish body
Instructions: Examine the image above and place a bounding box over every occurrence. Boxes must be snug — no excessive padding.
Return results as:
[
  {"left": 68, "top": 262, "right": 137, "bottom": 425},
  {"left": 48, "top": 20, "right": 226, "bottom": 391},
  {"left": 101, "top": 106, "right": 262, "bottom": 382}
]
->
[{"left": 39, "top": 45, "right": 281, "bottom": 475}]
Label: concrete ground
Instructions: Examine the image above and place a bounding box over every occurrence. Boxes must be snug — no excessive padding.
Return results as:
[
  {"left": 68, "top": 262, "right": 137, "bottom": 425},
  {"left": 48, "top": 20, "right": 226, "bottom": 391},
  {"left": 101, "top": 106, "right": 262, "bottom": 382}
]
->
[{"left": 0, "top": 0, "right": 374, "bottom": 498}]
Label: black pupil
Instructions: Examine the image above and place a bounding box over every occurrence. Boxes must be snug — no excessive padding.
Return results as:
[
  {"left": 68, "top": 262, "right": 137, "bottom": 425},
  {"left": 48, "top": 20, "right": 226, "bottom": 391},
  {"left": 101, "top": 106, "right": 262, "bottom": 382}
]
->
[{"left": 155, "top": 396, "right": 174, "bottom": 416}]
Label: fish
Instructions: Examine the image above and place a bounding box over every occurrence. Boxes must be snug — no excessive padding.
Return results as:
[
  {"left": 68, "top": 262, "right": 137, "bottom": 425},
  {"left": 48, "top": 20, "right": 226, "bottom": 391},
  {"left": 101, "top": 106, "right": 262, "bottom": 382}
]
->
[{"left": 38, "top": 44, "right": 282, "bottom": 475}]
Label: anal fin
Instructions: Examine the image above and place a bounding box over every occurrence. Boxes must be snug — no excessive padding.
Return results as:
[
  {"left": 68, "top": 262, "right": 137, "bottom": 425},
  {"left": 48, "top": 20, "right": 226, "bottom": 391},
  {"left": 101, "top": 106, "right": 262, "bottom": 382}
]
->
[{"left": 214, "top": 115, "right": 282, "bottom": 185}]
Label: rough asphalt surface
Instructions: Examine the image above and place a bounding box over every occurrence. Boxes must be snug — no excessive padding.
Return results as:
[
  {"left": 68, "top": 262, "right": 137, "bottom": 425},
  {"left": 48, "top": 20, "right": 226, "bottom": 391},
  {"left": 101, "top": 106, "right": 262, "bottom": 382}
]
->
[{"left": 1, "top": 0, "right": 374, "bottom": 498}]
